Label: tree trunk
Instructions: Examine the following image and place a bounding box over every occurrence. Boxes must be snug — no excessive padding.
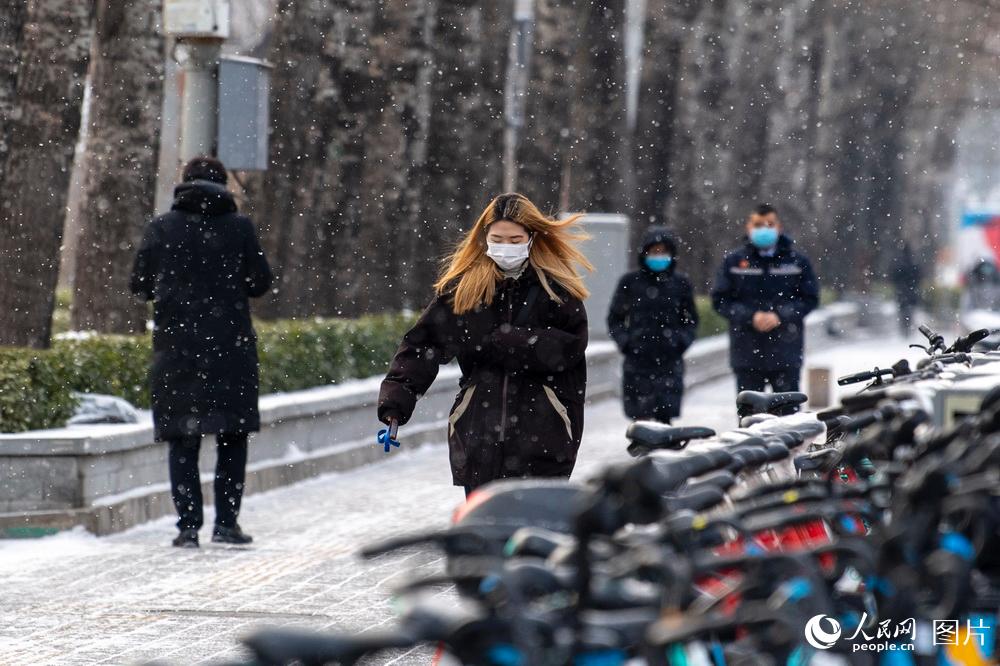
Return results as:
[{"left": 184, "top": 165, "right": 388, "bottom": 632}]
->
[
  {"left": 412, "top": 0, "right": 509, "bottom": 299},
  {"left": 564, "top": 0, "right": 628, "bottom": 214},
  {"left": 667, "top": 0, "right": 732, "bottom": 290},
  {"left": 630, "top": 0, "right": 701, "bottom": 239},
  {"left": 366, "top": 0, "right": 435, "bottom": 312},
  {"left": 0, "top": 0, "right": 91, "bottom": 348},
  {"left": 245, "top": 0, "right": 333, "bottom": 320},
  {"left": 253, "top": 0, "right": 435, "bottom": 319},
  {"left": 0, "top": 0, "right": 29, "bottom": 177},
  {"left": 517, "top": 0, "right": 577, "bottom": 214},
  {"left": 70, "top": 0, "right": 163, "bottom": 333}
]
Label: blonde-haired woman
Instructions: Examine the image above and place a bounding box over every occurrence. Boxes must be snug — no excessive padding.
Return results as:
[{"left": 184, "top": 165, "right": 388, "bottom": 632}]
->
[{"left": 378, "top": 193, "right": 593, "bottom": 495}]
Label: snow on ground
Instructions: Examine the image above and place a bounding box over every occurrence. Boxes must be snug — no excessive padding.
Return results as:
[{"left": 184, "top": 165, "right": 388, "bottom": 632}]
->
[{"left": 0, "top": 329, "right": 914, "bottom": 665}]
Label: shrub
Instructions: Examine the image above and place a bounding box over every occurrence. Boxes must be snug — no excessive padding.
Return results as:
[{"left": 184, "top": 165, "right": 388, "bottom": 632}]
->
[
  {"left": 256, "top": 318, "right": 354, "bottom": 393},
  {"left": 49, "top": 334, "right": 152, "bottom": 408},
  {"left": 0, "top": 349, "right": 77, "bottom": 433},
  {"left": 0, "top": 313, "right": 418, "bottom": 434},
  {"left": 343, "top": 313, "right": 417, "bottom": 378},
  {"left": 696, "top": 296, "right": 728, "bottom": 338}
]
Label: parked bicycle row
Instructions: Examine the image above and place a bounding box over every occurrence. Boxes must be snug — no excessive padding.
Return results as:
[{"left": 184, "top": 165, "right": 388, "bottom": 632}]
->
[{"left": 211, "top": 324, "right": 999, "bottom": 665}]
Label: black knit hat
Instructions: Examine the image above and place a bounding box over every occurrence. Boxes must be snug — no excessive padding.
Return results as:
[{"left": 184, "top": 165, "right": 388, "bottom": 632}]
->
[{"left": 182, "top": 156, "right": 228, "bottom": 185}]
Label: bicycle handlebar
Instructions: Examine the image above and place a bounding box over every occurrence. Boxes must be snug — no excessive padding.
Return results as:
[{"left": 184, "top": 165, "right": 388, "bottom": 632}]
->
[
  {"left": 919, "top": 324, "right": 947, "bottom": 353},
  {"left": 946, "top": 328, "right": 992, "bottom": 353},
  {"left": 838, "top": 367, "right": 896, "bottom": 386}
]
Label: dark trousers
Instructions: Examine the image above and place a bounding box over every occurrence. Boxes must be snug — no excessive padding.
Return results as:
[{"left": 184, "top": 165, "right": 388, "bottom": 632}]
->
[
  {"left": 168, "top": 432, "right": 248, "bottom": 531},
  {"left": 735, "top": 367, "right": 801, "bottom": 394}
]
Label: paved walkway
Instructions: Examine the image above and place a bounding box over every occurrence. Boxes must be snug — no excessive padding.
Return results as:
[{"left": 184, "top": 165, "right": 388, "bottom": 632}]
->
[
  {"left": 0, "top": 332, "right": 913, "bottom": 665},
  {"left": 0, "top": 398, "right": 655, "bottom": 666}
]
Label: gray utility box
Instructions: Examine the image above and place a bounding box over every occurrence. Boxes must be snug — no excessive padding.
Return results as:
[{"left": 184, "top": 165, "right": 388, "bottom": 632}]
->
[
  {"left": 217, "top": 55, "right": 271, "bottom": 171},
  {"left": 575, "top": 213, "right": 630, "bottom": 340},
  {"left": 164, "top": 0, "right": 231, "bottom": 38}
]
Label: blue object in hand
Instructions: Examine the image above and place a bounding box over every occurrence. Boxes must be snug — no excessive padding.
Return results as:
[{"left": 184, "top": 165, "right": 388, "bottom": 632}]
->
[{"left": 377, "top": 419, "right": 400, "bottom": 453}]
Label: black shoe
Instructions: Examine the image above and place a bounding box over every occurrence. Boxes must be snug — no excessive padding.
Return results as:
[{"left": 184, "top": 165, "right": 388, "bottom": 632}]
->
[
  {"left": 212, "top": 524, "right": 253, "bottom": 545},
  {"left": 172, "top": 528, "right": 199, "bottom": 548}
]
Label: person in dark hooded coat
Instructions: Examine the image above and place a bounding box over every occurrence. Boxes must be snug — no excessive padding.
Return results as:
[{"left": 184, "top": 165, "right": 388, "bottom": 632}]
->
[
  {"left": 607, "top": 227, "right": 699, "bottom": 423},
  {"left": 890, "top": 243, "right": 922, "bottom": 336},
  {"left": 130, "top": 156, "right": 272, "bottom": 548}
]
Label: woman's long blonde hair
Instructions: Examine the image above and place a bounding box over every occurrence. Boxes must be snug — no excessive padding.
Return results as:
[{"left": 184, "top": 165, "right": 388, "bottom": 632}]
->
[{"left": 434, "top": 193, "right": 593, "bottom": 314}]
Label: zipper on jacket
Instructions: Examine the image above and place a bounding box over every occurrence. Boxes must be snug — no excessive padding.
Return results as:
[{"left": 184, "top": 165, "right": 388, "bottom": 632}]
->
[{"left": 499, "top": 285, "right": 514, "bottom": 443}]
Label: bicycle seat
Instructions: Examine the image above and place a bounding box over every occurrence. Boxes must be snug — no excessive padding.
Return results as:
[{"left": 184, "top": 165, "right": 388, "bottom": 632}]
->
[
  {"left": 505, "top": 527, "right": 573, "bottom": 559},
  {"left": 682, "top": 470, "right": 736, "bottom": 493},
  {"left": 588, "top": 579, "right": 660, "bottom": 611},
  {"left": 580, "top": 608, "right": 661, "bottom": 649},
  {"left": 794, "top": 447, "right": 841, "bottom": 472},
  {"left": 244, "top": 628, "right": 414, "bottom": 665},
  {"left": 666, "top": 486, "right": 726, "bottom": 513},
  {"left": 736, "top": 390, "right": 808, "bottom": 417},
  {"left": 771, "top": 432, "right": 806, "bottom": 447},
  {"left": 763, "top": 441, "right": 790, "bottom": 462},
  {"left": 452, "top": 479, "right": 588, "bottom": 544},
  {"left": 726, "top": 447, "right": 770, "bottom": 473},
  {"left": 645, "top": 449, "right": 734, "bottom": 493},
  {"left": 626, "top": 423, "right": 716, "bottom": 457},
  {"left": 740, "top": 413, "right": 778, "bottom": 426}
]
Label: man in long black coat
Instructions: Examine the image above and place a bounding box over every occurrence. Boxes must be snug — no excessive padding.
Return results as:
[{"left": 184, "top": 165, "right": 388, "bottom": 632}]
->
[
  {"left": 130, "top": 157, "right": 272, "bottom": 548},
  {"left": 607, "top": 227, "right": 699, "bottom": 423}
]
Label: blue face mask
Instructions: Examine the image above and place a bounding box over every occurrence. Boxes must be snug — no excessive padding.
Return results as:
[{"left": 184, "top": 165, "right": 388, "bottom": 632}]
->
[
  {"left": 644, "top": 255, "right": 673, "bottom": 272},
  {"left": 749, "top": 227, "right": 779, "bottom": 249}
]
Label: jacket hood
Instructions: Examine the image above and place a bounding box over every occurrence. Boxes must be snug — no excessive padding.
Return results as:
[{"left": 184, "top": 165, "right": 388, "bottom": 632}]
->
[
  {"left": 172, "top": 180, "right": 238, "bottom": 217},
  {"left": 638, "top": 226, "right": 678, "bottom": 272}
]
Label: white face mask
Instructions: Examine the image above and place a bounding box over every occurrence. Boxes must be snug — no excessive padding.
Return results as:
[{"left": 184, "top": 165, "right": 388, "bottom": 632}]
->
[{"left": 486, "top": 239, "right": 532, "bottom": 271}]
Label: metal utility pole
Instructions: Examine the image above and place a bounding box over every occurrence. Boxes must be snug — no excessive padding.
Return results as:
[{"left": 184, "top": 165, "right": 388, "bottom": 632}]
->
[
  {"left": 503, "top": 0, "right": 535, "bottom": 193},
  {"left": 161, "top": 0, "right": 230, "bottom": 162},
  {"left": 624, "top": 0, "right": 646, "bottom": 133},
  {"left": 178, "top": 39, "right": 223, "bottom": 161}
]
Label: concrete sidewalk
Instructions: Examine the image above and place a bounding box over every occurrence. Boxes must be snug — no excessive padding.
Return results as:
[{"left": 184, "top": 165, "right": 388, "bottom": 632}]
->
[{"left": 0, "top": 399, "right": 645, "bottom": 666}]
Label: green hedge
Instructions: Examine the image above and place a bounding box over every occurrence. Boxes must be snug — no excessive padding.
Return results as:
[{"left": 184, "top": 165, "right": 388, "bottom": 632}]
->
[
  {"left": 4, "top": 299, "right": 732, "bottom": 434},
  {"left": 695, "top": 296, "right": 728, "bottom": 338},
  {"left": 48, "top": 335, "right": 152, "bottom": 409},
  {"left": 256, "top": 313, "right": 416, "bottom": 393},
  {"left": 0, "top": 313, "right": 417, "bottom": 434},
  {"left": 0, "top": 349, "right": 77, "bottom": 433}
]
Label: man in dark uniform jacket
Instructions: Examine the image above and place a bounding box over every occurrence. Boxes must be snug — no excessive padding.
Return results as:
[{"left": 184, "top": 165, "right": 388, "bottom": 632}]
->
[{"left": 711, "top": 204, "right": 819, "bottom": 393}]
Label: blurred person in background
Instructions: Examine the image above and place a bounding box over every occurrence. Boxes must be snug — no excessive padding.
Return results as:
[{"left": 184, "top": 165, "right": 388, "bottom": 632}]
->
[
  {"left": 607, "top": 227, "right": 698, "bottom": 424},
  {"left": 712, "top": 203, "right": 819, "bottom": 394},
  {"left": 890, "top": 242, "right": 922, "bottom": 336}
]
